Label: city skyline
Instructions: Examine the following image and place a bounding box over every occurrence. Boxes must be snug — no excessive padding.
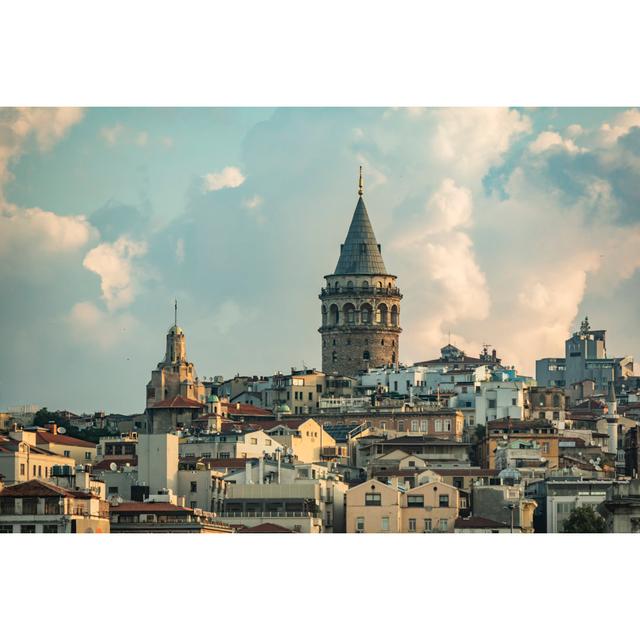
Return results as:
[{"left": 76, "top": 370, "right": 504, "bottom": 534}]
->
[{"left": 2, "top": 107, "right": 640, "bottom": 413}]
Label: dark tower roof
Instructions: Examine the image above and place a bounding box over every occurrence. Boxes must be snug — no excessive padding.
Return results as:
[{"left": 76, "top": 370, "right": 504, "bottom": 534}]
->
[{"left": 334, "top": 195, "right": 388, "bottom": 276}]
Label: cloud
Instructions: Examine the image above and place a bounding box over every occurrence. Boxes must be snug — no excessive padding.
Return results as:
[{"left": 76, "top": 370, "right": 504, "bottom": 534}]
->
[
  {"left": 1, "top": 107, "right": 84, "bottom": 204},
  {"left": 99, "top": 123, "right": 125, "bottom": 146},
  {"left": 203, "top": 166, "right": 245, "bottom": 192},
  {"left": 68, "top": 301, "right": 137, "bottom": 350},
  {"left": 598, "top": 108, "right": 640, "bottom": 146},
  {"left": 136, "top": 131, "right": 149, "bottom": 146},
  {"left": 82, "top": 236, "right": 147, "bottom": 311},
  {"left": 529, "top": 130, "right": 584, "bottom": 155},
  {"left": 212, "top": 299, "right": 249, "bottom": 334},
  {"left": 391, "top": 179, "right": 490, "bottom": 361}
]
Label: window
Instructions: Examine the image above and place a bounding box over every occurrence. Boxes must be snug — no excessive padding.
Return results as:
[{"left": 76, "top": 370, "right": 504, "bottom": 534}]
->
[
  {"left": 19, "top": 463, "right": 25, "bottom": 476},
  {"left": 407, "top": 495, "right": 424, "bottom": 507},
  {"left": 202, "top": 452, "right": 212, "bottom": 458},
  {"left": 408, "top": 518, "right": 417, "bottom": 531},
  {"left": 219, "top": 452, "right": 230, "bottom": 459},
  {"left": 439, "top": 494, "right": 450, "bottom": 508},
  {"left": 190, "top": 481, "right": 198, "bottom": 493},
  {"left": 424, "top": 518, "right": 432, "bottom": 532},
  {"left": 356, "top": 517, "right": 365, "bottom": 532},
  {"left": 488, "top": 399, "right": 496, "bottom": 409},
  {"left": 381, "top": 517, "right": 389, "bottom": 531},
  {"left": 0, "top": 525, "right": 13, "bottom": 534},
  {"left": 43, "top": 525, "right": 58, "bottom": 534},
  {"left": 308, "top": 392, "right": 313, "bottom": 401},
  {"left": 410, "top": 420, "right": 419, "bottom": 432},
  {"left": 420, "top": 420, "right": 428, "bottom": 432},
  {"left": 398, "top": 420, "right": 405, "bottom": 431},
  {"left": 38, "top": 465, "right": 42, "bottom": 477},
  {"left": 265, "top": 439, "right": 272, "bottom": 446},
  {"left": 84, "top": 451, "right": 92, "bottom": 460},
  {"left": 250, "top": 438, "right": 258, "bottom": 445},
  {"left": 511, "top": 398, "right": 517, "bottom": 406},
  {"left": 552, "top": 411, "right": 560, "bottom": 420},
  {"left": 542, "top": 443, "right": 549, "bottom": 453},
  {"left": 190, "top": 501, "right": 197, "bottom": 509},
  {"left": 435, "top": 419, "right": 443, "bottom": 432},
  {"left": 365, "top": 492, "right": 382, "bottom": 506},
  {"left": 108, "top": 486, "right": 119, "bottom": 495},
  {"left": 408, "top": 460, "right": 416, "bottom": 468},
  {"left": 439, "top": 518, "right": 448, "bottom": 532},
  {"left": 363, "top": 350, "right": 370, "bottom": 361},
  {"left": 63, "top": 450, "right": 70, "bottom": 457},
  {"left": 20, "top": 525, "right": 36, "bottom": 534},
  {"left": 444, "top": 420, "right": 451, "bottom": 432}
]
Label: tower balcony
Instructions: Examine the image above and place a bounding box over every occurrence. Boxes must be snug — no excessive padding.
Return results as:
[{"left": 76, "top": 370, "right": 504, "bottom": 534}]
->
[{"left": 319, "top": 286, "right": 402, "bottom": 300}]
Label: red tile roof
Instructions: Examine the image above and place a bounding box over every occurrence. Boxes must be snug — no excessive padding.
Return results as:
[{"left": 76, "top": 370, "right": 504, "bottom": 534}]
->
[
  {"left": 225, "top": 402, "right": 274, "bottom": 417},
  {"left": 200, "top": 457, "right": 258, "bottom": 469},
  {"left": 36, "top": 432, "right": 96, "bottom": 448},
  {"left": 0, "top": 479, "right": 93, "bottom": 499},
  {"left": 151, "top": 396, "right": 204, "bottom": 409},
  {"left": 237, "top": 523, "right": 294, "bottom": 533}
]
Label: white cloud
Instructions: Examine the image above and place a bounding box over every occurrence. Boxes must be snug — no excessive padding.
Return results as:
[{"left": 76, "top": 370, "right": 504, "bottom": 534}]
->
[
  {"left": 82, "top": 236, "right": 147, "bottom": 311},
  {"left": 431, "top": 107, "right": 531, "bottom": 181},
  {"left": 529, "top": 130, "right": 584, "bottom": 155},
  {"left": 598, "top": 108, "right": 640, "bottom": 146},
  {"left": 243, "top": 195, "right": 263, "bottom": 209},
  {"left": 99, "top": 123, "right": 125, "bottom": 147},
  {"left": 203, "top": 166, "right": 245, "bottom": 192},
  {"left": 136, "top": 131, "right": 149, "bottom": 146},
  {"left": 391, "top": 179, "right": 490, "bottom": 362},
  {"left": 0, "top": 206, "right": 93, "bottom": 256},
  {"left": 212, "top": 300, "right": 246, "bottom": 334},
  {"left": 68, "top": 301, "right": 137, "bottom": 350}
]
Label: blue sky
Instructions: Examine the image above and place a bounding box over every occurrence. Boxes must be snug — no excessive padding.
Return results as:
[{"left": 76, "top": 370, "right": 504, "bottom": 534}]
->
[{"left": 1, "top": 107, "right": 639, "bottom": 414}]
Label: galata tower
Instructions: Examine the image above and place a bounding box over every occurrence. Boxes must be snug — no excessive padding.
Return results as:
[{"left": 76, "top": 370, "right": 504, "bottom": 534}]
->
[{"left": 319, "top": 168, "right": 402, "bottom": 377}]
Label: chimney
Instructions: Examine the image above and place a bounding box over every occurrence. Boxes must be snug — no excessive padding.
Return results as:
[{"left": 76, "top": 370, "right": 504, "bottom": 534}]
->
[{"left": 49, "top": 422, "right": 58, "bottom": 435}]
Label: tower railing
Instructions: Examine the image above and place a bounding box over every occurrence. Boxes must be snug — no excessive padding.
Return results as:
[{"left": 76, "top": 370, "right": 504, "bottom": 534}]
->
[{"left": 320, "top": 286, "right": 402, "bottom": 297}]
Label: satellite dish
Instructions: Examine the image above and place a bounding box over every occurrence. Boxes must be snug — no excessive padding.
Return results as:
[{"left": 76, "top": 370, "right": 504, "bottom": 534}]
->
[
  {"left": 58, "top": 426, "right": 66, "bottom": 434},
  {"left": 109, "top": 462, "right": 118, "bottom": 471}
]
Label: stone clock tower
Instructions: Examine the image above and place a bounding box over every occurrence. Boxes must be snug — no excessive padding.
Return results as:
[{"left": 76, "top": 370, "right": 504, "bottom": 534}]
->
[{"left": 319, "top": 169, "right": 402, "bottom": 377}]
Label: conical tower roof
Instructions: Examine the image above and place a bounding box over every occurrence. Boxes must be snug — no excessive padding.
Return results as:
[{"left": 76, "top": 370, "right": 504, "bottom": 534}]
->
[{"left": 334, "top": 193, "right": 388, "bottom": 276}]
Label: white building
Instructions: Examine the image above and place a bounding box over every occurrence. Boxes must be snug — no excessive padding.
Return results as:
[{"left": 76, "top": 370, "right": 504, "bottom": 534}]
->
[{"left": 475, "top": 380, "right": 527, "bottom": 426}]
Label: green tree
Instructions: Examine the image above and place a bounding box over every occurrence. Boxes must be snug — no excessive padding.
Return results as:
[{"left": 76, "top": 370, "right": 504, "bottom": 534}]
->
[
  {"left": 32, "top": 407, "right": 70, "bottom": 429},
  {"left": 563, "top": 505, "right": 606, "bottom": 533}
]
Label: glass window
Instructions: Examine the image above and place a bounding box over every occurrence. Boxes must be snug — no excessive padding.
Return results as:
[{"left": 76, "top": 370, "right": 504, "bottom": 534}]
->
[
  {"left": 407, "top": 495, "right": 424, "bottom": 507},
  {"left": 408, "top": 518, "right": 417, "bottom": 531},
  {"left": 439, "top": 494, "right": 450, "bottom": 508},
  {"left": 356, "top": 517, "right": 365, "bottom": 532},
  {"left": 365, "top": 492, "right": 382, "bottom": 506},
  {"left": 381, "top": 517, "right": 389, "bottom": 531},
  {"left": 439, "top": 518, "right": 448, "bottom": 532}
]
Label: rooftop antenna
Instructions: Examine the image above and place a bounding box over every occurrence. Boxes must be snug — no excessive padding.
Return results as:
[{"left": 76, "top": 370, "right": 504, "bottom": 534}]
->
[
  {"left": 358, "top": 166, "right": 364, "bottom": 196},
  {"left": 174, "top": 298, "right": 178, "bottom": 326}
]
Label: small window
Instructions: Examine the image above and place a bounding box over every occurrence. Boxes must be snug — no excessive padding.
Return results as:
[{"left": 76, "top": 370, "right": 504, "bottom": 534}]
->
[
  {"left": 63, "top": 450, "right": 71, "bottom": 457},
  {"left": 408, "top": 518, "right": 417, "bottom": 532},
  {"left": 190, "top": 481, "right": 198, "bottom": 493},
  {"left": 439, "top": 494, "right": 450, "bottom": 508},
  {"left": 250, "top": 438, "right": 258, "bottom": 445},
  {"left": 365, "top": 492, "right": 382, "bottom": 506},
  {"left": 424, "top": 518, "right": 432, "bottom": 532},
  {"left": 407, "top": 495, "right": 424, "bottom": 507},
  {"left": 84, "top": 451, "right": 92, "bottom": 460},
  {"left": 356, "top": 517, "right": 365, "bottom": 532},
  {"left": 381, "top": 516, "right": 389, "bottom": 531},
  {"left": 43, "top": 525, "right": 58, "bottom": 534},
  {"left": 439, "top": 518, "right": 448, "bottom": 532},
  {"left": 108, "top": 486, "right": 119, "bottom": 495}
]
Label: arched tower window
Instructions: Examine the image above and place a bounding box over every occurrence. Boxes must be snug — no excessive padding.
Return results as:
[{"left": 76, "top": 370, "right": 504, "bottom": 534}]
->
[
  {"left": 332, "top": 351, "right": 337, "bottom": 363},
  {"left": 334, "top": 282, "right": 340, "bottom": 292},
  {"left": 376, "top": 303, "right": 388, "bottom": 325},
  {"left": 347, "top": 280, "right": 354, "bottom": 290},
  {"left": 362, "top": 281, "right": 369, "bottom": 290},
  {"left": 321, "top": 305, "right": 327, "bottom": 326},
  {"left": 360, "top": 303, "right": 373, "bottom": 324},
  {"left": 343, "top": 303, "right": 355, "bottom": 324},
  {"left": 391, "top": 305, "right": 398, "bottom": 326},
  {"left": 363, "top": 351, "right": 370, "bottom": 361},
  {"left": 330, "top": 304, "right": 339, "bottom": 325}
]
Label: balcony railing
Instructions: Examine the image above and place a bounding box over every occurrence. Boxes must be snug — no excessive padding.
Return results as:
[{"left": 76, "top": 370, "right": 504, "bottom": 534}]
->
[
  {"left": 218, "top": 511, "right": 320, "bottom": 519},
  {"left": 320, "top": 287, "right": 402, "bottom": 298}
]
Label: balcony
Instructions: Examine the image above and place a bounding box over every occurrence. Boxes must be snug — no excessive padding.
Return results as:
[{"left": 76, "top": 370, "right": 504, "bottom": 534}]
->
[{"left": 320, "top": 286, "right": 402, "bottom": 299}]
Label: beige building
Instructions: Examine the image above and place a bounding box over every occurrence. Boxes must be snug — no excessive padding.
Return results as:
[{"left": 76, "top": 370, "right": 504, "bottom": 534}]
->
[
  {"left": 137, "top": 433, "right": 179, "bottom": 495},
  {"left": 0, "top": 430, "right": 72, "bottom": 484},
  {"left": 32, "top": 426, "right": 97, "bottom": 466},
  {"left": 266, "top": 418, "right": 338, "bottom": 463},
  {"left": 0, "top": 479, "right": 110, "bottom": 533},
  {"left": 346, "top": 478, "right": 460, "bottom": 533}
]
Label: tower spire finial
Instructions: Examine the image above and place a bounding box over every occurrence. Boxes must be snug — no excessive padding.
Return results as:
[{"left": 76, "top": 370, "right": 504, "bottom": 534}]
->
[
  {"left": 174, "top": 298, "right": 178, "bottom": 327},
  {"left": 358, "top": 165, "right": 364, "bottom": 196}
]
